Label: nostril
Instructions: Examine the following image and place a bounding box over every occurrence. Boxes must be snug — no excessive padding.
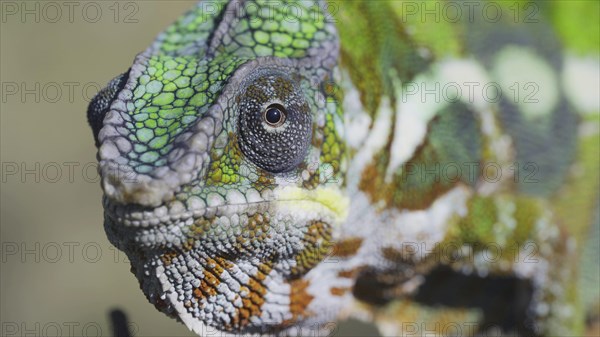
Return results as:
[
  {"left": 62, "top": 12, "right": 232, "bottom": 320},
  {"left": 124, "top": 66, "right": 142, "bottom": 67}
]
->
[
  {"left": 101, "top": 167, "right": 174, "bottom": 207},
  {"left": 87, "top": 70, "right": 130, "bottom": 146}
]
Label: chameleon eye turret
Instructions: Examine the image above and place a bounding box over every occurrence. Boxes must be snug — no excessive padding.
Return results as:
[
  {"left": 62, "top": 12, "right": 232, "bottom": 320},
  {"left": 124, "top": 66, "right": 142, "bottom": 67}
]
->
[{"left": 237, "top": 70, "right": 312, "bottom": 173}]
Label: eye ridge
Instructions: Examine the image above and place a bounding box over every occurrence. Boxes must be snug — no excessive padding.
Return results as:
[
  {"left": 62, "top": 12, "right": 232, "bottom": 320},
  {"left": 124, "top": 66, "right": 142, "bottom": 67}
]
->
[{"left": 263, "top": 103, "right": 287, "bottom": 127}]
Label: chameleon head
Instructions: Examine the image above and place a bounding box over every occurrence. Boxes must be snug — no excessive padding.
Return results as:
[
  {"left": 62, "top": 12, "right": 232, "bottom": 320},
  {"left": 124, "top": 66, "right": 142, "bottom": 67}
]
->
[{"left": 87, "top": 1, "right": 348, "bottom": 334}]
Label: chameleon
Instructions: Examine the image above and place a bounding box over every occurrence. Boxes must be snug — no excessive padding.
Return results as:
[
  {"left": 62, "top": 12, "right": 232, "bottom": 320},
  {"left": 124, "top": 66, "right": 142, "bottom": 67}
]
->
[{"left": 87, "top": 0, "right": 599, "bottom": 336}]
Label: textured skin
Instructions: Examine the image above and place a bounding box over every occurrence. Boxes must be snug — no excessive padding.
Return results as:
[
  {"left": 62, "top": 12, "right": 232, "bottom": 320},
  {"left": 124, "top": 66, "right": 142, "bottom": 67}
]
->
[{"left": 88, "top": 1, "right": 599, "bottom": 336}]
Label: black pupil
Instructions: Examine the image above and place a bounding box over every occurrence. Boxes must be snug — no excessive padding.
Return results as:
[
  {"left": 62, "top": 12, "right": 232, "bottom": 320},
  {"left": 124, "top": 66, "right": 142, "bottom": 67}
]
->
[{"left": 265, "top": 106, "right": 283, "bottom": 125}]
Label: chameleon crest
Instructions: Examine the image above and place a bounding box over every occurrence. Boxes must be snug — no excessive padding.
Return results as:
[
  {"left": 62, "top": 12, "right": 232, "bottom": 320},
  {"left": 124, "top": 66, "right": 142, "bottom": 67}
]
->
[{"left": 89, "top": 0, "right": 599, "bottom": 336}]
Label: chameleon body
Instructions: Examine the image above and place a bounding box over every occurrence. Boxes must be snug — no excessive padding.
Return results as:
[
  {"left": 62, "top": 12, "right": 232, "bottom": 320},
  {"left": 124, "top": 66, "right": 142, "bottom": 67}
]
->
[{"left": 88, "top": 1, "right": 599, "bottom": 336}]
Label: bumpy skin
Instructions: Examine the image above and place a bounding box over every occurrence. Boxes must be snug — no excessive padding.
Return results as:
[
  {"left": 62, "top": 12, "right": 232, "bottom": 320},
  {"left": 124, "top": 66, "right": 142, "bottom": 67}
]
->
[{"left": 88, "top": 1, "right": 599, "bottom": 336}]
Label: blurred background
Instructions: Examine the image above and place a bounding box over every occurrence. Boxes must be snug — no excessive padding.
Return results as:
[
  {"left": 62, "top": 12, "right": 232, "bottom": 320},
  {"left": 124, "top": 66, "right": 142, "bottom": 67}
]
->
[{"left": 1, "top": 1, "right": 598, "bottom": 337}]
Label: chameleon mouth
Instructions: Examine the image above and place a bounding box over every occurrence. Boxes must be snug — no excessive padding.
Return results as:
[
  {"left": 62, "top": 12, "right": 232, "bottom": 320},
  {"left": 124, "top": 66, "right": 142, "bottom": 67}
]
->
[
  {"left": 104, "top": 198, "right": 345, "bottom": 230},
  {"left": 104, "top": 198, "right": 181, "bottom": 228},
  {"left": 103, "top": 197, "right": 266, "bottom": 229},
  {"left": 103, "top": 185, "right": 349, "bottom": 228}
]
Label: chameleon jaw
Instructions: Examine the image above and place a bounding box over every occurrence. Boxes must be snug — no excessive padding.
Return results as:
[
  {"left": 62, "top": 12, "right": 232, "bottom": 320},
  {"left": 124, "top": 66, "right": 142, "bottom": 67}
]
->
[{"left": 104, "top": 195, "right": 344, "bottom": 335}]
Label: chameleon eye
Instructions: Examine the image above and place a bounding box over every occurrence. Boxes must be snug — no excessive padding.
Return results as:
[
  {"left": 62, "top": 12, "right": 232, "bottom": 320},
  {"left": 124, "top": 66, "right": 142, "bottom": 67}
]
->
[
  {"left": 237, "top": 71, "right": 312, "bottom": 173},
  {"left": 263, "top": 104, "right": 287, "bottom": 127}
]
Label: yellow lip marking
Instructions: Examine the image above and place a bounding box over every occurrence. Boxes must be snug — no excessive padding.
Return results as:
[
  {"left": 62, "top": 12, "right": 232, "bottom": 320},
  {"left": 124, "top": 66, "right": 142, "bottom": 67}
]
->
[{"left": 276, "top": 186, "right": 350, "bottom": 222}]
